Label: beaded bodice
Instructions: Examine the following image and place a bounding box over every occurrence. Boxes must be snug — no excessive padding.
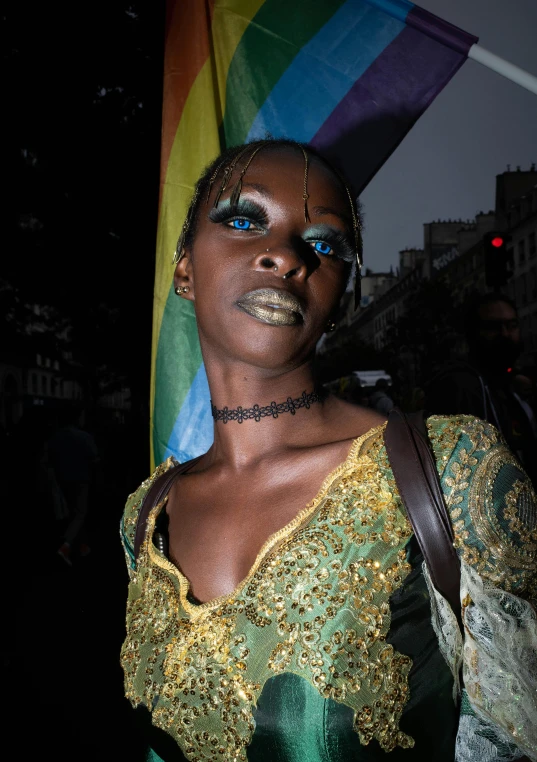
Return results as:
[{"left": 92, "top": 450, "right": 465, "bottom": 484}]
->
[{"left": 120, "top": 415, "right": 537, "bottom": 762}]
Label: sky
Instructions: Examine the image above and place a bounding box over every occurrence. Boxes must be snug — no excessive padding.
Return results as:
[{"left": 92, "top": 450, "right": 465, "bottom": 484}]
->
[{"left": 360, "top": 0, "right": 537, "bottom": 274}]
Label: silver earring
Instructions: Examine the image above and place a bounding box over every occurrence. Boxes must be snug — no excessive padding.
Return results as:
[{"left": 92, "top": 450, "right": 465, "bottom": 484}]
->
[
  {"left": 175, "top": 286, "right": 190, "bottom": 296},
  {"left": 326, "top": 320, "right": 336, "bottom": 332}
]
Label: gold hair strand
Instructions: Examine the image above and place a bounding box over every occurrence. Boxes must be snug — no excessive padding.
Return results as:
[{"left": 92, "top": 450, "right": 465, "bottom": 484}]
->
[
  {"left": 213, "top": 166, "right": 231, "bottom": 208},
  {"left": 229, "top": 176, "right": 242, "bottom": 209},
  {"left": 225, "top": 142, "right": 270, "bottom": 209},
  {"left": 206, "top": 159, "right": 227, "bottom": 204},
  {"left": 301, "top": 148, "right": 311, "bottom": 223},
  {"left": 213, "top": 146, "right": 251, "bottom": 208},
  {"left": 172, "top": 186, "right": 200, "bottom": 264}
]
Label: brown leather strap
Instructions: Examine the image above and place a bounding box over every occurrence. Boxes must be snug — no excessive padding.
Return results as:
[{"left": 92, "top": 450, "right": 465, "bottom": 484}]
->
[
  {"left": 384, "top": 408, "right": 462, "bottom": 631},
  {"left": 134, "top": 456, "right": 202, "bottom": 559}
]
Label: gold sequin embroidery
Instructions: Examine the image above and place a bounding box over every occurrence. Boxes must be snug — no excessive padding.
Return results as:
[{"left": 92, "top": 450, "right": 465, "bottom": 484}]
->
[
  {"left": 121, "top": 426, "right": 416, "bottom": 759},
  {"left": 468, "top": 446, "right": 536, "bottom": 574},
  {"left": 429, "top": 416, "right": 536, "bottom": 597},
  {"left": 503, "top": 479, "right": 537, "bottom": 547}
]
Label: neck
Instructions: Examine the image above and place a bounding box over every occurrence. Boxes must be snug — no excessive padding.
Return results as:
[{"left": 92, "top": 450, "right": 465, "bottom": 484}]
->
[{"left": 203, "top": 358, "right": 327, "bottom": 468}]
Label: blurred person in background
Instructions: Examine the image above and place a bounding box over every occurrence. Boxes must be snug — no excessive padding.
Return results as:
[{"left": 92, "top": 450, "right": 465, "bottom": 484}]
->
[
  {"left": 425, "top": 293, "right": 536, "bottom": 487},
  {"left": 368, "top": 377, "right": 395, "bottom": 415},
  {"left": 513, "top": 370, "right": 537, "bottom": 438},
  {"left": 45, "top": 403, "right": 100, "bottom": 566}
]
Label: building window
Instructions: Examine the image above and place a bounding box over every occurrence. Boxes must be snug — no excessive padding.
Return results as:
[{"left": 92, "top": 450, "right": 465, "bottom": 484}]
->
[
  {"left": 532, "top": 315, "right": 537, "bottom": 350},
  {"left": 518, "top": 239, "right": 526, "bottom": 265},
  {"left": 40, "top": 375, "right": 46, "bottom": 395},
  {"left": 519, "top": 277, "right": 527, "bottom": 306},
  {"left": 507, "top": 281, "right": 514, "bottom": 301},
  {"left": 530, "top": 267, "right": 537, "bottom": 300},
  {"left": 529, "top": 232, "right": 536, "bottom": 259},
  {"left": 31, "top": 373, "right": 37, "bottom": 393}
]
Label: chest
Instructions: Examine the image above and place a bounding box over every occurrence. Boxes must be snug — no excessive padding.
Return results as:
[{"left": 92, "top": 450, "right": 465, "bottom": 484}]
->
[{"left": 165, "top": 466, "right": 332, "bottom": 602}]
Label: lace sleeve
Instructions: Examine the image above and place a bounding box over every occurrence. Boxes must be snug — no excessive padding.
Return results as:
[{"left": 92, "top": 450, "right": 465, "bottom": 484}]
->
[
  {"left": 458, "top": 560, "right": 536, "bottom": 761},
  {"left": 427, "top": 416, "right": 537, "bottom": 761}
]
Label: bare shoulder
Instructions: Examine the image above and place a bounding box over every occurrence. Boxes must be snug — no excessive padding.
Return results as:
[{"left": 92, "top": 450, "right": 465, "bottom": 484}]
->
[
  {"left": 322, "top": 395, "right": 386, "bottom": 442},
  {"left": 279, "top": 395, "right": 387, "bottom": 466}
]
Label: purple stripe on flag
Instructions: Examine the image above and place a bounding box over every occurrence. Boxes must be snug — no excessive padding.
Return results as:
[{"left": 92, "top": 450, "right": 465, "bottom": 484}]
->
[
  {"left": 311, "top": 24, "right": 472, "bottom": 196},
  {"left": 407, "top": 5, "right": 478, "bottom": 56}
]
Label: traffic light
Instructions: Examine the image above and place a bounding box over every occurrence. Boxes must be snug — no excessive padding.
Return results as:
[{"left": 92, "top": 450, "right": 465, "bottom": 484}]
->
[{"left": 483, "top": 231, "right": 512, "bottom": 289}]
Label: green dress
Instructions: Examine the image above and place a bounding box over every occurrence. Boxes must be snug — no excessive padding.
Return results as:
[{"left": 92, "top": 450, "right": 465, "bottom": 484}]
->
[{"left": 120, "top": 416, "right": 537, "bottom": 761}]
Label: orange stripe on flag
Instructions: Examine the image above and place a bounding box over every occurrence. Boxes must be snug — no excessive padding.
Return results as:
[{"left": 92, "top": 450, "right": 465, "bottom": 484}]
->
[{"left": 160, "top": 0, "right": 216, "bottom": 196}]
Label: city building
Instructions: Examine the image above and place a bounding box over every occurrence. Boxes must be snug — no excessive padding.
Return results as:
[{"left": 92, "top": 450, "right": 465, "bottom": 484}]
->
[
  {"left": 0, "top": 284, "right": 133, "bottom": 432},
  {"left": 504, "top": 182, "right": 537, "bottom": 365}
]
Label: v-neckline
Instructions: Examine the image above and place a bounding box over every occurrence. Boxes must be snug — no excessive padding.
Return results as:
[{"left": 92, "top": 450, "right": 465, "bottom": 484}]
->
[{"left": 146, "top": 423, "right": 385, "bottom": 619}]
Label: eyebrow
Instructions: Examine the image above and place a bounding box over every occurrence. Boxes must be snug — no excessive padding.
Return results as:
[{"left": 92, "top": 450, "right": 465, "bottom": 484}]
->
[
  {"left": 236, "top": 189, "right": 351, "bottom": 226},
  {"left": 312, "top": 205, "right": 351, "bottom": 226},
  {"left": 240, "top": 182, "right": 274, "bottom": 199}
]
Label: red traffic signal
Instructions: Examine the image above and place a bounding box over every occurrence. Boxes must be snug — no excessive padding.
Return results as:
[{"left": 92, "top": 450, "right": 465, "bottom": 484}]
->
[{"left": 483, "top": 231, "right": 511, "bottom": 289}]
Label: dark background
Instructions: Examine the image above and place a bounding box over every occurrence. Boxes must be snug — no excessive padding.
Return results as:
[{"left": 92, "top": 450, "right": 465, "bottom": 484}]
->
[
  {"left": 4, "top": 0, "right": 164, "bottom": 354},
  {"left": 4, "top": 2, "right": 165, "bottom": 758}
]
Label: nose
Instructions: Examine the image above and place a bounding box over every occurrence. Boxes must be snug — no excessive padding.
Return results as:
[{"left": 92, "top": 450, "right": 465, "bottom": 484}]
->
[{"left": 253, "top": 245, "right": 308, "bottom": 281}]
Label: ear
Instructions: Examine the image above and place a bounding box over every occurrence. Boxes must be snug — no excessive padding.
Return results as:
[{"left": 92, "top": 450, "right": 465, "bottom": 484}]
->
[{"left": 173, "top": 248, "right": 195, "bottom": 301}]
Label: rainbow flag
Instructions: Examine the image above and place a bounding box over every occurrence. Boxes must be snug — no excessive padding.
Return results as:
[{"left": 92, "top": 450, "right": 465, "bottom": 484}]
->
[{"left": 151, "top": 0, "right": 477, "bottom": 468}]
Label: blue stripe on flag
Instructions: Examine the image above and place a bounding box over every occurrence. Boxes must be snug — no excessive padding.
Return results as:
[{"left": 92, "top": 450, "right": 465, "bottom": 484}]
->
[
  {"left": 246, "top": 0, "right": 406, "bottom": 143},
  {"left": 362, "top": 0, "right": 413, "bottom": 24},
  {"left": 164, "top": 363, "right": 214, "bottom": 463}
]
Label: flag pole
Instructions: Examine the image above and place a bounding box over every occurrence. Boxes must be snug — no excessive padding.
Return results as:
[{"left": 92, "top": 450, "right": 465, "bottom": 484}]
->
[{"left": 468, "top": 44, "right": 537, "bottom": 96}]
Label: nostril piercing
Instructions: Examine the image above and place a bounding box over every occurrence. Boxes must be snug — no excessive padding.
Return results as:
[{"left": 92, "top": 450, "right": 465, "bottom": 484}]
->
[{"left": 282, "top": 268, "right": 298, "bottom": 280}]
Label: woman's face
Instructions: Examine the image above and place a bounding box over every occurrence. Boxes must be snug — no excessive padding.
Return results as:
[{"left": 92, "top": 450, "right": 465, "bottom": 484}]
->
[{"left": 177, "top": 146, "right": 354, "bottom": 373}]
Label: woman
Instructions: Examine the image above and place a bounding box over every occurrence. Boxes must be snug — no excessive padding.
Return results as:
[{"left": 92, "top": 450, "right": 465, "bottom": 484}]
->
[{"left": 120, "top": 139, "right": 536, "bottom": 761}]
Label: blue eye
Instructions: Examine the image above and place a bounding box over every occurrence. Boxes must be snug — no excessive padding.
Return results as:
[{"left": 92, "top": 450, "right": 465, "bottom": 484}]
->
[
  {"left": 231, "top": 218, "right": 252, "bottom": 230},
  {"left": 313, "top": 241, "right": 333, "bottom": 256}
]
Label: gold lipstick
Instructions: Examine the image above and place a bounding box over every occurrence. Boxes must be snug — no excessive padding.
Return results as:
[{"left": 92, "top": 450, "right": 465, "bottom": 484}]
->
[{"left": 236, "top": 288, "right": 304, "bottom": 327}]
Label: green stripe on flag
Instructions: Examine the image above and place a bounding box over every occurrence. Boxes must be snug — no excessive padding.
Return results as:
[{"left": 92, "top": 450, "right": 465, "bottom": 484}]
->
[
  {"left": 223, "top": 0, "right": 346, "bottom": 145},
  {"left": 153, "top": 286, "right": 204, "bottom": 466}
]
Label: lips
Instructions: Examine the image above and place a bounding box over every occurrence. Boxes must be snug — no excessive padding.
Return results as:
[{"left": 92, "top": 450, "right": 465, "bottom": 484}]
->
[{"left": 236, "top": 288, "right": 305, "bottom": 327}]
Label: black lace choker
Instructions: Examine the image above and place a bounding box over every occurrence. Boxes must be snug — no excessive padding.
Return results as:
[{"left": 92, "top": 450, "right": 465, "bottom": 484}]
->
[{"left": 211, "top": 390, "right": 322, "bottom": 424}]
